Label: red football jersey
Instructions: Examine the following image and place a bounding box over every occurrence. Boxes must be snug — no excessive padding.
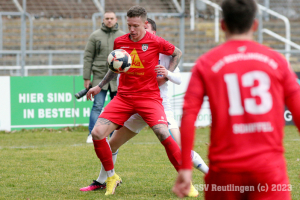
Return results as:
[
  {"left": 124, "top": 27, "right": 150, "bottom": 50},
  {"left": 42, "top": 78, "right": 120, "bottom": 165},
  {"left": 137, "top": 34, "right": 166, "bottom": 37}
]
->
[
  {"left": 181, "top": 40, "right": 300, "bottom": 172},
  {"left": 114, "top": 32, "right": 175, "bottom": 97}
]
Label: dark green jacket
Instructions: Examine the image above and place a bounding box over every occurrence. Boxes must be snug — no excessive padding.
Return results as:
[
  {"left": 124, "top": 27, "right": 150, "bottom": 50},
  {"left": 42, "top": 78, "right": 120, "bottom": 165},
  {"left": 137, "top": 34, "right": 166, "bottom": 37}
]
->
[{"left": 83, "top": 23, "right": 125, "bottom": 91}]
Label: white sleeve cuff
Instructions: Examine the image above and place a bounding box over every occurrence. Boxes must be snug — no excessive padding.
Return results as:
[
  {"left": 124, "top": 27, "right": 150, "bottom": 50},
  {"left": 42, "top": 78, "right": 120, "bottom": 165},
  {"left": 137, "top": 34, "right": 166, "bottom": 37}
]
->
[{"left": 166, "top": 70, "right": 182, "bottom": 85}]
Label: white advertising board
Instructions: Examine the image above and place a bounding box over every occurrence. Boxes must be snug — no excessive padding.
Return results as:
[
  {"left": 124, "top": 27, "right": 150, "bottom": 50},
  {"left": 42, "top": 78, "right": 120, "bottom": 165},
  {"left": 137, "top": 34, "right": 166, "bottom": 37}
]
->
[
  {"left": 168, "top": 72, "right": 211, "bottom": 127},
  {"left": 0, "top": 76, "right": 11, "bottom": 131}
]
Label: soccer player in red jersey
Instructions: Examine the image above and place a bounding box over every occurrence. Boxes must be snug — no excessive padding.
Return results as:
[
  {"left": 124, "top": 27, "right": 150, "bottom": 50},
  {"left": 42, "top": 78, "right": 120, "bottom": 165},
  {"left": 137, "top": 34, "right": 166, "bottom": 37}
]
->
[
  {"left": 80, "top": 18, "right": 202, "bottom": 197},
  {"left": 86, "top": 6, "right": 183, "bottom": 195},
  {"left": 173, "top": 0, "right": 300, "bottom": 199}
]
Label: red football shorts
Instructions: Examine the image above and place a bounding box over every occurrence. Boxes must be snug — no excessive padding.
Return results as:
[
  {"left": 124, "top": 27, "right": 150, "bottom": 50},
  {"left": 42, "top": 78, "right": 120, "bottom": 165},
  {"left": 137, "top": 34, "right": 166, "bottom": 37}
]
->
[
  {"left": 99, "top": 93, "right": 168, "bottom": 128},
  {"left": 204, "top": 165, "right": 291, "bottom": 200}
]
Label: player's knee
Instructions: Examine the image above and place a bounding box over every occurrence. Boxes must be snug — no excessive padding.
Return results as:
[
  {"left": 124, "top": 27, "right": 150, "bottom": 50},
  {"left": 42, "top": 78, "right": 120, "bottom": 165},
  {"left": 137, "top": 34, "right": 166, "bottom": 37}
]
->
[
  {"left": 158, "top": 131, "right": 170, "bottom": 141},
  {"left": 152, "top": 124, "right": 170, "bottom": 142},
  {"left": 91, "top": 128, "right": 106, "bottom": 140}
]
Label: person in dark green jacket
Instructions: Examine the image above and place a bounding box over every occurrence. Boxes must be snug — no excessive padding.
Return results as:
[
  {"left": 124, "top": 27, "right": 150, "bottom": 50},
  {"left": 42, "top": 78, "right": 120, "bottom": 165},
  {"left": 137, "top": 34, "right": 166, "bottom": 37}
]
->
[{"left": 83, "top": 12, "right": 125, "bottom": 143}]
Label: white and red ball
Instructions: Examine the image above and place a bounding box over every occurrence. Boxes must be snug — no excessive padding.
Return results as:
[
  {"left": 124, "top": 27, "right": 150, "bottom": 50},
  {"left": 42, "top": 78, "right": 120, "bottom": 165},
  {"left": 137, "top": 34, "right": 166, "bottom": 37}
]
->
[{"left": 107, "top": 49, "right": 132, "bottom": 73}]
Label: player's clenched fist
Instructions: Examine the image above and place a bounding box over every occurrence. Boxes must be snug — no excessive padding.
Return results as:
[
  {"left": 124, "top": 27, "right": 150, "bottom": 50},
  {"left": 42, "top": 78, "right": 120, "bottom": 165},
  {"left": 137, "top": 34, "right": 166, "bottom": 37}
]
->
[
  {"left": 86, "top": 86, "right": 101, "bottom": 101},
  {"left": 155, "top": 65, "right": 168, "bottom": 77},
  {"left": 173, "top": 169, "right": 192, "bottom": 198}
]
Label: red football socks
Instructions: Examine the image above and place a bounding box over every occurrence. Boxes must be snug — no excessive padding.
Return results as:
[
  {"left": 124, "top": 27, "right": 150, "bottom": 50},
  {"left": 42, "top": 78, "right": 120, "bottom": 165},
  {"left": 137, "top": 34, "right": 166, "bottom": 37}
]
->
[
  {"left": 93, "top": 138, "right": 114, "bottom": 171},
  {"left": 161, "top": 136, "right": 182, "bottom": 171}
]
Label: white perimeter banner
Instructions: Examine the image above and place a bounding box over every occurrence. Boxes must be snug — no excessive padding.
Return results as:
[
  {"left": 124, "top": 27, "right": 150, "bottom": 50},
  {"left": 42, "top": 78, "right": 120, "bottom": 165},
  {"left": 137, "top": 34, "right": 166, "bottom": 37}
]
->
[
  {"left": 168, "top": 72, "right": 211, "bottom": 127},
  {"left": 0, "top": 76, "right": 11, "bottom": 131}
]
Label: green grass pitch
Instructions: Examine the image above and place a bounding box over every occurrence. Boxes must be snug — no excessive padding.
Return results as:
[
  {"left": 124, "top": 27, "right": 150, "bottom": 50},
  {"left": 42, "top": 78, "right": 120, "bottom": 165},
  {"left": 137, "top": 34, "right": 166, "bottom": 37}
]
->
[{"left": 0, "top": 126, "right": 299, "bottom": 199}]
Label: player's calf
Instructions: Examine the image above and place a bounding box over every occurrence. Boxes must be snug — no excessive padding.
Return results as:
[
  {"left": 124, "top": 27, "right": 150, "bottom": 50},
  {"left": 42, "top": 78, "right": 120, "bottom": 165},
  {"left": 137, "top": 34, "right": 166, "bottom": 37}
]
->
[{"left": 152, "top": 124, "right": 182, "bottom": 171}]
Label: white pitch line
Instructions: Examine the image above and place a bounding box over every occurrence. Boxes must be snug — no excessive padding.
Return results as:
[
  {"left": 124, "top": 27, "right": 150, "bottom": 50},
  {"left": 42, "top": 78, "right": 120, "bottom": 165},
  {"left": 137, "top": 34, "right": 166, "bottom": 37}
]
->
[
  {"left": 0, "top": 142, "right": 161, "bottom": 149},
  {"left": 0, "top": 143, "right": 85, "bottom": 149},
  {"left": 0, "top": 140, "right": 211, "bottom": 149}
]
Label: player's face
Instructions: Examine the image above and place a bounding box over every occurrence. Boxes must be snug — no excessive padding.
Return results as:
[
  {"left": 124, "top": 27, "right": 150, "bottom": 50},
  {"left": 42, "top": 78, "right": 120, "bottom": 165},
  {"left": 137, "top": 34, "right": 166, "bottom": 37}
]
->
[
  {"left": 127, "top": 17, "right": 147, "bottom": 42},
  {"left": 145, "top": 23, "right": 156, "bottom": 35},
  {"left": 103, "top": 13, "right": 117, "bottom": 28}
]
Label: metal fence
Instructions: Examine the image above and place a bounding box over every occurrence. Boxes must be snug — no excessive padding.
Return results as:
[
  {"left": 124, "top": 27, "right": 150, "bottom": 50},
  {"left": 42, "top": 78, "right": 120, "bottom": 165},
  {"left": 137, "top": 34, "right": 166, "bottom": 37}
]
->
[
  {"left": 0, "top": 0, "right": 187, "bottom": 76},
  {"left": 0, "top": 50, "right": 83, "bottom": 76}
]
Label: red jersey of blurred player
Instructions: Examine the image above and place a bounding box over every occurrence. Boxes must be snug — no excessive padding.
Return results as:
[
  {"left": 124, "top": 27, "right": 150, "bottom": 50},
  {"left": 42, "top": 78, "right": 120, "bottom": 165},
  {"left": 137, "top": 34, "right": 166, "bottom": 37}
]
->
[
  {"left": 115, "top": 31, "right": 174, "bottom": 96},
  {"left": 184, "top": 40, "right": 299, "bottom": 171},
  {"left": 184, "top": 40, "right": 300, "bottom": 171},
  {"left": 173, "top": 0, "right": 300, "bottom": 200}
]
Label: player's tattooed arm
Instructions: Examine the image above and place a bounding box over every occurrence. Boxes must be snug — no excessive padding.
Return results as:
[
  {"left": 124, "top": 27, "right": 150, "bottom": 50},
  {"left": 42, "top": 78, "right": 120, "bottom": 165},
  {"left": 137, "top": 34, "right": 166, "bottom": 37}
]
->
[
  {"left": 98, "top": 70, "right": 118, "bottom": 88},
  {"left": 169, "top": 47, "right": 182, "bottom": 72}
]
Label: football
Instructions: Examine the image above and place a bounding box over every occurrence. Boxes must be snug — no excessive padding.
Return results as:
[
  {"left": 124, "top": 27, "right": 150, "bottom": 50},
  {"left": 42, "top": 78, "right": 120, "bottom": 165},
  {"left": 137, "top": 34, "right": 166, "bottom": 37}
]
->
[{"left": 107, "top": 49, "right": 132, "bottom": 73}]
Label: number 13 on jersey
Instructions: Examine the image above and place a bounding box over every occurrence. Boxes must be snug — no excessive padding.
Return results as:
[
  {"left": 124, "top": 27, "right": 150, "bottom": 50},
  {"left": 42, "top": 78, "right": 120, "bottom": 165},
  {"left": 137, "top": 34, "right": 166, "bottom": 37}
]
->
[{"left": 224, "top": 70, "right": 273, "bottom": 116}]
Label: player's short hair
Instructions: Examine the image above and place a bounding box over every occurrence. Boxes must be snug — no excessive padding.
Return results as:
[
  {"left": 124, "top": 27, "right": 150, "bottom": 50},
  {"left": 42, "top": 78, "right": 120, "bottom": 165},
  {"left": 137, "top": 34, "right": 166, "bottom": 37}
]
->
[
  {"left": 105, "top": 11, "right": 115, "bottom": 14},
  {"left": 104, "top": 11, "right": 116, "bottom": 17},
  {"left": 221, "top": 0, "right": 257, "bottom": 34},
  {"left": 147, "top": 18, "right": 156, "bottom": 31},
  {"left": 127, "top": 5, "right": 147, "bottom": 21}
]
